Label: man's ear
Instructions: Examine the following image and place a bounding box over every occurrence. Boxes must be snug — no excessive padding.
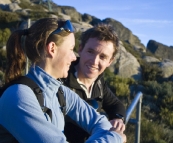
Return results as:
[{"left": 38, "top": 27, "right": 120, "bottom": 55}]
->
[
  {"left": 107, "top": 57, "right": 115, "bottom": 67},
  {"left": 47, "top": 42, "right": 56, "bottom": 57},
  {"left": 78, "top": 44, "right": 83, "bottom": 53}
]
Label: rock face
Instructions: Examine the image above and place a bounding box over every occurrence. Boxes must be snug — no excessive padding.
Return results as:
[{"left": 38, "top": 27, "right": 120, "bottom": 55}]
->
[
  {"left": 109, "top": 42, "right": 142, "bottom": 80},
  {"left": 102, "top": 18, "right": 146, "bottom": 52},
  {"left": 55, "top": 6, "right": 83, "bottom": 22},
  {"left": 73, "top": 22, "right": 93, "bottom": 32},
  {"left": 0, "top": 0, "right": 11, "bottom": 10},
  {"left": 143, "top": 56, "right": 160, "bottom": 63},
  {"left": 8, "top": 3, "right": 21, "bottom": 12},
  {"left": 147, "top": 40, "right": 173, "bottom": 61},
  {"left": 159, "top": 59, "right": 173, "bottom": 78},
  {"left": 51, "top": 5, "right": 146, "bottom": 53},
  {"left": 0, "top": 0, "right": 11, "bottom": 5},
  {"left": 1, "top": 0, "right": 173, "bottom": 81}
]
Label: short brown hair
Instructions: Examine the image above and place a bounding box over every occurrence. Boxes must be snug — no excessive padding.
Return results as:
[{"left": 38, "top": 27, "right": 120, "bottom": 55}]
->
[{"left": 80, "top": 23, "right": 119, "bottom": 58}]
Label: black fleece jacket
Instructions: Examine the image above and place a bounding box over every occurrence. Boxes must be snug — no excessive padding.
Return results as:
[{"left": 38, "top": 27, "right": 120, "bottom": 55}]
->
[
  {"left": 63, "top": 58, "right": 126, "bottom": 143},
  {"left": 64, "top": 58, "right": 125, "bottom": 120}
]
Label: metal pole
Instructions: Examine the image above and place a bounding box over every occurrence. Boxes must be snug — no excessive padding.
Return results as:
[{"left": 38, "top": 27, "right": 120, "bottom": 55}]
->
[
  {"left": 47, "top": 0, "right": 52, "bottom": 12},
  {"left": 125, "top": 92, "right": 143, "bottom": 124},
  {"left": 135, "top": 95, "right": 142, "bottom": 143},
  {"left": 25, "top": 18, "right": 31, "bottom": 74}
]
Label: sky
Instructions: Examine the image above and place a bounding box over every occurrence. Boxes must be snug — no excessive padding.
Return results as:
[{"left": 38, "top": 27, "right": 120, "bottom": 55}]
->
[{"left": 53, "top": 0, "right": 173, "bottom": 47}]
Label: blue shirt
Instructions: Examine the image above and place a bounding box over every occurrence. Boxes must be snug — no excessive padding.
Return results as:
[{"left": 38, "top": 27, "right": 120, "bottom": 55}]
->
[{"left": 0, "top": 66, "right": 122, "bottom": 143}]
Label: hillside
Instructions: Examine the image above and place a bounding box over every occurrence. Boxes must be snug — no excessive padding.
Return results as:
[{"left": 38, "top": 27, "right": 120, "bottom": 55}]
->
[{"left": 1, "top": 0, "right": 173, "bottom": 143}]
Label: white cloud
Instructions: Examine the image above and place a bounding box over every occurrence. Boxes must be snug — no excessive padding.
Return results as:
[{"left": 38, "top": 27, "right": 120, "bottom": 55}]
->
[
  {"left": 79, "top": 5, "right": 132, "bottom": 12},
  {"left": 119, "top": 18, "right": 173, "bottom": 25}
]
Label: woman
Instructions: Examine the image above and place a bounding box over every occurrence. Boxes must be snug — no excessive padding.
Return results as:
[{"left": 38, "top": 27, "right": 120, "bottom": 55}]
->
[{"left": 0, "top": 18, "right": 126, "bottom": 143}]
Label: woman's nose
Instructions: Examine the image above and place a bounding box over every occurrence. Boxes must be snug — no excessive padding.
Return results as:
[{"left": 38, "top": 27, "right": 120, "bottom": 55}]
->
[{"left": 72, "top": 52, "right": 77, "bottom": 61}]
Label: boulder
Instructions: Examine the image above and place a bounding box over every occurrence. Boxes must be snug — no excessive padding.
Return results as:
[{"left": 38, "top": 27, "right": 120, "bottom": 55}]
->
[
  {"left": 147, "top": 40, "right": 173, "bottom": 61},
  {"left": 72, "top": 22, "right": 92, "bottom": 32},
  {"left": 8, "top": 3, "right": 21, "bottom": 12},
  {"left": 109, "top": 41, "right": 142, "bottom": 80},
  {"left": 82, "top": 13, "right": 102, "bottom": 25},
  {"left": 59, "top": 6, "right": 82, "bottom": 22},
  {"left": 0, "top": 0, "right": 11, "bottom": 10},
  {"left": 143, "top": 56, "right": 160, "bottom": 63},
  {"left": 0, "top": 0, "right": 11, "bottom": 5},
  {"left": 159, "top": 59, "right": 173, "bottom": 78},
  {"left": 102, "top": 18, "right": 146, "bottom": 52},
  {"left": 58, "top": 13, "right": 71, "bottom": 20}
]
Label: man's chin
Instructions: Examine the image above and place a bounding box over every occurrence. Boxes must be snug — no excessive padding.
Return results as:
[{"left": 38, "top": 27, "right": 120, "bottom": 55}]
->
[{"left": 85, "top": 73, "right": 97, "bottom": 79}]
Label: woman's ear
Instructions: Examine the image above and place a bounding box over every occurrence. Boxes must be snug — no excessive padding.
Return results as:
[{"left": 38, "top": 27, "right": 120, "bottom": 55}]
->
[{"left": 47, "top": 42, "right": 57, "bottom": 57}]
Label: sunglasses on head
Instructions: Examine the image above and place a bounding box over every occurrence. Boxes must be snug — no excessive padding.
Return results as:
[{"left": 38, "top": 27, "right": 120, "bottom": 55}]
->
[{"left": 51, "top": 20, "right": 75, "bottom": 35}]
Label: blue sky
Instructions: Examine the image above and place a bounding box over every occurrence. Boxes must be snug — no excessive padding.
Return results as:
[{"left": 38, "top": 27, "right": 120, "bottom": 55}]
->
[{"left": 53, "top": 0, "right": 173, "bottom": 47}]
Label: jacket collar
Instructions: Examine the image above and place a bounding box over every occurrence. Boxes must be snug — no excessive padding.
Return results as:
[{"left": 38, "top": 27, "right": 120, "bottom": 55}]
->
[
  {"left": 27, "top": 65, "right": 62, "bottom": 99},
  {"left": 66, "top": 57, "right": 104, "bottom": 89}
]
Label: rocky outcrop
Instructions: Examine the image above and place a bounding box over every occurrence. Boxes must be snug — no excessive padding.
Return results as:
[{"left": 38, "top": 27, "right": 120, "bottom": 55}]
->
[
  {"left": 0, "top": 0, "right": 11, "bottom": 10},
  {"left": 51, "top": 5, "right": 146, "bottom": 52},
  {"left": 147, "top": 40, "right": 173, "bottom": 61},
  {"left": 0, "top": 0, "right": 11, "bottom": 5},
  {"left": 73, "top": 22, "right": 93, "bottom": 32},
  {"left": 159, "top": 59, "right": 173, "bottom": 78},
  {"left": 109, "top": 42, "right": 142, "bottom": 80},
  {"left": 102, "top": 18, "right": 146, "bottom": 52},
  {"left": 55, "top": 6, "right": 82, "bottom": 22},
  {"left": 8, "top": 3, "right": 21, "bottom": 12},
  {"left": 1, "top": 0, "right": 173, "bottom": 81},
  {"left": 82, "top": 13, "right": 102, "bottom": 25},
  {"left": 143, "top": 56, "right": 160, "bottom": 63}
]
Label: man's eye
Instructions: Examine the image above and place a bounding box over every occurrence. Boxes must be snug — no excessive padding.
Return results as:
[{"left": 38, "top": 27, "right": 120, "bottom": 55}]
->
[{"left": 100, "top": 56, "right": 105, "bottom": 59}]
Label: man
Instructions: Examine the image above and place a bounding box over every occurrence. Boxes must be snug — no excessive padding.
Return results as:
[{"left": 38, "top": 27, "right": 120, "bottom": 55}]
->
[{"left": 63, "top": 24, "right": 126, "bottom": 143}]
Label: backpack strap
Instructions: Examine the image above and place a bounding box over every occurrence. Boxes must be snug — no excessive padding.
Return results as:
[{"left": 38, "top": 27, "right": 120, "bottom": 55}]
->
[{"left": 57, "top": 86, "right": 66, "bottom": 116}]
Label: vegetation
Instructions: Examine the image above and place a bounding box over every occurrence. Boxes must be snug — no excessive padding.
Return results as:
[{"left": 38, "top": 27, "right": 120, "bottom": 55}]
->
[
  {"left": 0, "top": 28, "right": 11, "bottom": 48},
  {"left": 0, "top": 10, "right": 20, "bottom": 23},
  {"left": 0, "top": 1, "right": 173, "bottom": 142},
  {"left": 74, "top": 31, "right": 82, "bottom": 51}
]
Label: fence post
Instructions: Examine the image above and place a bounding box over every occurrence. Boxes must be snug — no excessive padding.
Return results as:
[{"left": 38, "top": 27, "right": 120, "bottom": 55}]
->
[
  {"left": 135, "top": 94, "right": 142, "bottom": 143},
  {"left": 25, "top": 18, "right": 31, "bottom": 74},
  {"left": 125, "top": 92, "right": 143, "bottom": 143}
]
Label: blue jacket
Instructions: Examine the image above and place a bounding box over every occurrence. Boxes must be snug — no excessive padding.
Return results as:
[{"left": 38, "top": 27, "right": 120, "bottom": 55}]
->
[{"left": 0, "top": 66, "right": 122, "bottom": 143}]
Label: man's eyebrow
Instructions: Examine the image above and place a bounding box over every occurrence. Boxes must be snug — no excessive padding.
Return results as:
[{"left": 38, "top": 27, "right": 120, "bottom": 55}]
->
[
  {"left": 87, "top": 48, "right": 109, "bottom": 58},
  {"left": 100, "top": 53, "right": 109, "bottom": 58}
]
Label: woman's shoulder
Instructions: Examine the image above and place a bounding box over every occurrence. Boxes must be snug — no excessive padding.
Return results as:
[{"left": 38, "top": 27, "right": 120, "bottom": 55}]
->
[{"left": 1, "top": 84, "right": 37, "bottom": 109}]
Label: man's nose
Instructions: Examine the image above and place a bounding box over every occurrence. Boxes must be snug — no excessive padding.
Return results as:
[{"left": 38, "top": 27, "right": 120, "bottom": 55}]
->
[{"left": 91, "top": 55, "right": 99, "bottom": 65}]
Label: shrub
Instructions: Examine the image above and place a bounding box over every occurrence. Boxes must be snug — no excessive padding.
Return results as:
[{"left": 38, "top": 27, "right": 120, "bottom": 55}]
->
[
  {"left": 74, "top": 31, "right": 82, "bottom": 52},
  {"left": 0, "top": 10, "right": 19, "bottom": 23},
  {"left": 140, "top": 119, "right": 173, "bottom": 143},
  {"left": 0, "top": 49, "right": 7, "bottom": 71},
  {"left": 0, "top": 28, "right": 11, "bottom": 47},
  {"left": 104, "top": 69, "right": 135, "bottom": 97}
]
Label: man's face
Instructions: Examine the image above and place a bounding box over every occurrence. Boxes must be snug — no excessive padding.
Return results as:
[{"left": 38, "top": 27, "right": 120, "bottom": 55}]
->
[{"left": 78, "top": 38, "right": 114, "bottom": 80}]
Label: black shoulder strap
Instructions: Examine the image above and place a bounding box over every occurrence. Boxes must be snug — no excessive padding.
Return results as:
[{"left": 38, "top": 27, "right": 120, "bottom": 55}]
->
[{"left": 57, "top": 86, "right": 66, "bottom": 116}]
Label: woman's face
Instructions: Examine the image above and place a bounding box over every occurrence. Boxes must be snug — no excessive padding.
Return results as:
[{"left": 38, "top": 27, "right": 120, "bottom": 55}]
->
[{"left": 52, "top": 33, "right": 76, "bottom": 78}]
